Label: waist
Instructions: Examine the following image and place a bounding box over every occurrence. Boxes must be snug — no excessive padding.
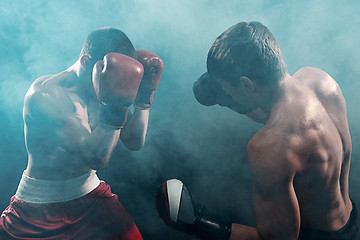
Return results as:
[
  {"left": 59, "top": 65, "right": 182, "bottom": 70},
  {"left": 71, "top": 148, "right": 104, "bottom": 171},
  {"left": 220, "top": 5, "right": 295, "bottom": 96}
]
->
[
  {"left": 15, "top": 170, "right": 101, "bottom": 203},
  {"left": 299, "top": 201, "right": 358, "bottom": 238}
]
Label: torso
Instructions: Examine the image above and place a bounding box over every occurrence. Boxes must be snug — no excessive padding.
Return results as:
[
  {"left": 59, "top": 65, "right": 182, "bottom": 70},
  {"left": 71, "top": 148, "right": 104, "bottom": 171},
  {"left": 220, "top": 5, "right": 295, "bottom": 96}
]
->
[
  {"left": 251, "top": 67, "right": 352, "bottom": 231},
  {"left": 23, "top": 71, "right": 99, "bottom": 180}
]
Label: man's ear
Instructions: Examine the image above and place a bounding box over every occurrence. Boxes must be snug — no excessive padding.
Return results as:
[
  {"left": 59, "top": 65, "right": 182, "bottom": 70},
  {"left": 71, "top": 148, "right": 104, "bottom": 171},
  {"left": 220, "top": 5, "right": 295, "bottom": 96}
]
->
[
  {"left": 80, "top": 55, "right": 90, "bottom": 71},
  {"left": 239, "top": 76, "right": 254, "bottom": 95}
]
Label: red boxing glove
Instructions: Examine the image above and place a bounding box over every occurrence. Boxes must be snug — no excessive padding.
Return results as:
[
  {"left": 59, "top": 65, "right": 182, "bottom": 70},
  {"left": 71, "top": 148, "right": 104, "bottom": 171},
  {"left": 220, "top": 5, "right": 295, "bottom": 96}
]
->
[
  {"left": 134, "top": 49, "right": 164, "bottom": 109},
  {"left": 93, "top": 52, "right": 144, "bottom": 128}
]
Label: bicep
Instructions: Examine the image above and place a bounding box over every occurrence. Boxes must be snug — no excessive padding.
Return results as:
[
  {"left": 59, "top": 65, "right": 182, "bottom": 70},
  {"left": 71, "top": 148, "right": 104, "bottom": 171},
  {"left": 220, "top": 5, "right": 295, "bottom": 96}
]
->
[
  {"left": 247, "top": 134, "right": 301, "bottom": 240},
  {"left": 252, "top": 180, "right": 300, "bottom": 240}
]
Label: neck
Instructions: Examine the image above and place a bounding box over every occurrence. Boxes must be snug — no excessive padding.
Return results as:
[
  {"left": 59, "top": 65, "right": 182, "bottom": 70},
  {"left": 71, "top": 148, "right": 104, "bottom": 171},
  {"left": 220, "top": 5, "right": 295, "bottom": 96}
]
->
[
  {"left": 66, "top": 60, "right": 95, "bottom": 103},
  {"left": 257, "top": 73, "right": 290, "bottom": 121}
]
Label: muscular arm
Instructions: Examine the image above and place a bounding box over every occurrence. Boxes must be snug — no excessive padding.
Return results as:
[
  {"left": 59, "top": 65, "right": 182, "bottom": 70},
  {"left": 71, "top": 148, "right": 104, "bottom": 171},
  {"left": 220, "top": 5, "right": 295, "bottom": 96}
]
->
[
  {"left": 120, "top": 107, "right": 149, "bottom": 151},
  {"left": 230, "top": 131, "right": 301, "bottom": 240},
  {"left": 24, "top": 83, "right": 120, "bottom": 170},
  {"left": 79, "top": 123, "right": 120, "bottom": 169}
]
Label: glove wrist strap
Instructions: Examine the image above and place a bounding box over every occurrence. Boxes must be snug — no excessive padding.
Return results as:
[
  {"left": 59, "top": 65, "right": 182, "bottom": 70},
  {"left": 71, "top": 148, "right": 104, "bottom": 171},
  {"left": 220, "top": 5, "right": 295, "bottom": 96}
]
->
[
  {"left": 98, "top": 104, "right": 128, "bottom": 129},
  {"left": 194, "top": 208, "right": 231, "bottom": 240},
  {"left": 134, "top": 88, "right": 155, "bottom": 109}
]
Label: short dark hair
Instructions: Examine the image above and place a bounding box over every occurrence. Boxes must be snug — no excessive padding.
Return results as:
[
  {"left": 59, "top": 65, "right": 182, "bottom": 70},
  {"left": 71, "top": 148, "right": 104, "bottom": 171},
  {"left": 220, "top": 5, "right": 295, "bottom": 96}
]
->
[
  {"left": 80, "top": 27, "right": 137, "bottom": 62},
  {"left": 207, "top": 21, "right": 287, "bottom": 87}
]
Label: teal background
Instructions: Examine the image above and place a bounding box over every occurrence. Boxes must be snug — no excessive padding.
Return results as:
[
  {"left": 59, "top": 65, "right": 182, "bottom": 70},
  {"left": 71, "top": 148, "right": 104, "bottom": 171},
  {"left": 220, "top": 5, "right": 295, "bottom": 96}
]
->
[{"left": 1, "top": 1, "right": 360, "bottom": 239}]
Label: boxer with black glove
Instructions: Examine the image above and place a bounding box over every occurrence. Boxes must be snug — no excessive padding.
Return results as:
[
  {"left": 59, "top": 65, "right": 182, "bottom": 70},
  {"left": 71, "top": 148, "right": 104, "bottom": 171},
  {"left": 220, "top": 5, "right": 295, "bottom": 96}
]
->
[
  {"left": 156, "top": 179, "right": 231, "bottom": 240},
  {"left": 189, "top": 21, "right": 357, "bottom": 240}
]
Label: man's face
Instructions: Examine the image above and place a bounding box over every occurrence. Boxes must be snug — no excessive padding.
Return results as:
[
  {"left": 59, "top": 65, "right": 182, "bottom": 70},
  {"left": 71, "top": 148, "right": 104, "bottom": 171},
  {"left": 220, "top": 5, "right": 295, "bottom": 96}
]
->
[
  {"left": 214, "top": 76, "right": 256, "bottom": 115},
  {"left": 83, "top": 57, "right": 99, "bottom": 98}
]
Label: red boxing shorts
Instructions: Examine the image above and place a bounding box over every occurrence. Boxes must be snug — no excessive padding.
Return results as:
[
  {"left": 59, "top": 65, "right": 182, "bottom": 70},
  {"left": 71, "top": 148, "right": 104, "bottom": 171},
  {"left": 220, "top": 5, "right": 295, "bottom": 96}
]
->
[{"left": 0, "top": 171, "right": 142, "bottom": 240}]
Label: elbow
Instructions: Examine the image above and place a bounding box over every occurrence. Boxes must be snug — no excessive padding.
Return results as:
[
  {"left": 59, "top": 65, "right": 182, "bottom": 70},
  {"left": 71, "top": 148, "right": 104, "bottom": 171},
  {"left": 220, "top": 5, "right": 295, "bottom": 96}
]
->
[
  {"left": 120, "top": 132, "right": 146, "bottom": 151},
  {"left": 96, "top": 159, "right": 110, "bottom": 169},
  {"left": 122, "top": 139, "right": 145, "bottom": 151},
  {"left": 85, "top": 156, "right": 110, "bottom": 170}
]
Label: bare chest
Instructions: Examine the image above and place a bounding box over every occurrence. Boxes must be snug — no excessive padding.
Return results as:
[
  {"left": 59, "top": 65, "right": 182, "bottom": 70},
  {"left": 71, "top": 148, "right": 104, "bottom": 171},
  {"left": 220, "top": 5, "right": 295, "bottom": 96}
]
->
[
  {"left": 68, "top": 92, "right": 99, "bottom": 131},
  {"left": 73, "top": 102, "right": 99, "bottom": 130}
]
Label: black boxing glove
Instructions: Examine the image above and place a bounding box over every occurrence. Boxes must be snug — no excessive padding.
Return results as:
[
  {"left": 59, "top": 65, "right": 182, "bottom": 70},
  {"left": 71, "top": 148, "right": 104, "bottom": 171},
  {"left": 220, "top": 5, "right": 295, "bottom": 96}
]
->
[
  {"left": 156, "top": 179, "right": 231, "bottom": 240},
  {"left": 193, "top": 72, "right": 223, "bottom": 107},
  {"left": 193, "top": 72, "right": 254, "bottom": 114}
]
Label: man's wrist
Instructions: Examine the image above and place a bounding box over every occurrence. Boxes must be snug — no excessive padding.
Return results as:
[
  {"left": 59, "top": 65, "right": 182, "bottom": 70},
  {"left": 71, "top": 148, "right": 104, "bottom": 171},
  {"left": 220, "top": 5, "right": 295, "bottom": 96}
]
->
[
  {"left": 98, "top": 122, "right": 123, "bottom": 130},
  {"left": 194, "top": 207, "right": 232, "bottom": 240},
  {"left": 98, "top": 104, "right": 129, "bottom": 129},
  {"left": 134, "top": 105, "right": 150, "bottom": 111}
]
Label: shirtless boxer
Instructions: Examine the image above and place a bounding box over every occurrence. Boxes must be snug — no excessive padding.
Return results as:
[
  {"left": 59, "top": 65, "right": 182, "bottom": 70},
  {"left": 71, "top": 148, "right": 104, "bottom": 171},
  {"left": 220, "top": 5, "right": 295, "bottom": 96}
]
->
[
  {"left": 0, "top": 27, "right": 163, "bottom": 239},
  {"left": 156, "top": 22, "right": 359, "bottom": 239}
]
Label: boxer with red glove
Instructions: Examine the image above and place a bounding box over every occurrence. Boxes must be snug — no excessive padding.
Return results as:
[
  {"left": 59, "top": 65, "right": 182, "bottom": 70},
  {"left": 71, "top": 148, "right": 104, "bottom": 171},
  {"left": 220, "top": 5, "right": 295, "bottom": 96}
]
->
[
  {"left": 0, "top": 28, "right": 147, "bottom": 240},
  {"left": 134, "top": 49, "right": 164, "bottom": 109},
  {"left": 156, "top": 179, "right": 232, "bottom": 240},
  {"left": 93, "top": 52, "right": 144, "bottom": 128}
]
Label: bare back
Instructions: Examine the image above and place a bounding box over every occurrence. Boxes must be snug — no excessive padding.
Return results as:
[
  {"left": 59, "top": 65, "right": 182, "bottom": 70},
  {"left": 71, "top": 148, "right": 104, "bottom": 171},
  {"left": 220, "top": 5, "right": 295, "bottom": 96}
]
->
[
  {"left": 247, "top": 67, "right": 352, "bottom": 236},
  {"left": 290, "top": 67, "right": 352, "bottom": 229}
]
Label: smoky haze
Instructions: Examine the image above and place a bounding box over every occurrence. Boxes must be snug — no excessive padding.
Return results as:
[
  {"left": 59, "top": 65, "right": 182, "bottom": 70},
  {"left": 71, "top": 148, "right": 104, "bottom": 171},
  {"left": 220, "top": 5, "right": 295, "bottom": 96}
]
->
[{"left": 1, "top": 0, "right": 360, "bottom": 239}]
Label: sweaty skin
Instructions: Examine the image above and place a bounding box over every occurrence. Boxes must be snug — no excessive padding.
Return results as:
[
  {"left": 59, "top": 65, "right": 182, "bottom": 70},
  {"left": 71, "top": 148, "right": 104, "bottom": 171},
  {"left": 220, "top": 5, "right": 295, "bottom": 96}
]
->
[
  {"left": 23, "top": 60, "right": 149, "bottom": 180},
  {"left": 217, "top": 67, "right": 352, "bottom": 240}
]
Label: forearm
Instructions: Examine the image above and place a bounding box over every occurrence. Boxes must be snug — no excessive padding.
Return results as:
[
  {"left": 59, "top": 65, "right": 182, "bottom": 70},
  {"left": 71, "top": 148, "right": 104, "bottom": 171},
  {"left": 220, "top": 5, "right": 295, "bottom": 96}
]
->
[
  {"left": 120, "top": 107, "right": 149, "bottom": 150},
  {"left": 231, "top": 224, "right": 261, "bottom": 240},
  {"left": 82, "top": 124, "right": 120, "bottom": 169}
]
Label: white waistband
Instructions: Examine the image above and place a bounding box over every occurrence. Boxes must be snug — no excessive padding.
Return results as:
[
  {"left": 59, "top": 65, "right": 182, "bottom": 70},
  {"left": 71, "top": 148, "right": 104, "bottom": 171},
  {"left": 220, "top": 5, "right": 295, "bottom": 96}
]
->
[{"left": 15, "top": 170, "right": 101, "bottom": 203}]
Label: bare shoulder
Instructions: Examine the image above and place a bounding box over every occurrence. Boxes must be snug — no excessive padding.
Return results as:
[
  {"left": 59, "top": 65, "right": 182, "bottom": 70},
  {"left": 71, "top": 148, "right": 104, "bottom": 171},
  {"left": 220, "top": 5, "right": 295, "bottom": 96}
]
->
[
  {"left": 294, "top": 67, "right": 347, "bottom": 115},
  {"left": 247, "top": 125, "right": 306, "bottom": 184},
  {"left": 24, "top": 72, "right": 75, "bottom": 121},
  {"left": 293, "top": 67, "right": 342, "bottom": 96},
  {"left": 293, "top": 67, "right": 331, "bottom": 78}
]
